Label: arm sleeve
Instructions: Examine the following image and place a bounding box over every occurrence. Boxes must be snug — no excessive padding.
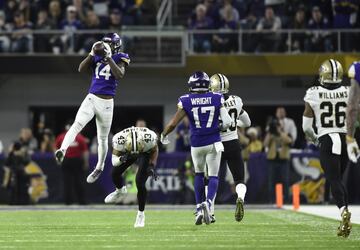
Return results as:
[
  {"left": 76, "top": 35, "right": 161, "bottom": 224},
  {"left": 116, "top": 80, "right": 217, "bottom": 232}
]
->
[
  {"left": 237, "top": 110, "right": 251, "bottom": 128},
  {"left": 302, "top": 116, "right": 317, "bottom": 140},
  {"left": 220, "top": 107, "right": 232, "bottom": 130}
]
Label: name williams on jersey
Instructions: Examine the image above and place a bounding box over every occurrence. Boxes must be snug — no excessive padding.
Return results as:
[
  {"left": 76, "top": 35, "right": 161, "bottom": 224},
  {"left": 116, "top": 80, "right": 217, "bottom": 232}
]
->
[{"left": 318, "top": 91, "right": 348, "bottom": 100}]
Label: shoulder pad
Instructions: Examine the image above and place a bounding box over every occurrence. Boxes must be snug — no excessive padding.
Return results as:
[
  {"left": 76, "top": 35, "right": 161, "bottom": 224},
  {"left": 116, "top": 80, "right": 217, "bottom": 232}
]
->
[
  {"left": 114, "top": 52, "right": 130, "bottom": 65},
  {"left": 179, "top": 94, "right": 189, "bottom": 99}
]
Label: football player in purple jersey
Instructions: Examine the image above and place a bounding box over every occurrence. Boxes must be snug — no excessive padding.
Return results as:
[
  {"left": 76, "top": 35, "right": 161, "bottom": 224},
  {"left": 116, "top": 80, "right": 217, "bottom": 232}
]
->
[
  {"left": 161, "top": 71, "right": 232, "bottom": 225},
  {"left": 55, "top": 33, "right": 130, "bottom": 184}
]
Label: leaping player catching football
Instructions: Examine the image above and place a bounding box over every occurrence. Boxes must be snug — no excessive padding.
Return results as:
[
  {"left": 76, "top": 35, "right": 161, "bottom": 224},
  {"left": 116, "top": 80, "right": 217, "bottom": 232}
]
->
[{"left": 55, "top": 33, "right": 130, "bottom": 183}]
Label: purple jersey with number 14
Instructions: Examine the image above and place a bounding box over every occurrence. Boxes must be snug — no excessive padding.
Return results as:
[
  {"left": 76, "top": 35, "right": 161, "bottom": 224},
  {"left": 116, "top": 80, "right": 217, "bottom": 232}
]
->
[
  {"left": 178, "top": 92, "right": 223, "bottom": 147},
  {"left": 89, "top": 52, "right": 130, "bottom": 96}
]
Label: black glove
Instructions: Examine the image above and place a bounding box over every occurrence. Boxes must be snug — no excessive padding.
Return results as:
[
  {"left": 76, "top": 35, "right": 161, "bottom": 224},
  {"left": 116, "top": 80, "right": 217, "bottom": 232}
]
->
[
  {"left": 119, "top": 154, "right": 128, "bottom": 164},
  {"left": 147, "top": 164, "right": 158, "bottom": 181}
]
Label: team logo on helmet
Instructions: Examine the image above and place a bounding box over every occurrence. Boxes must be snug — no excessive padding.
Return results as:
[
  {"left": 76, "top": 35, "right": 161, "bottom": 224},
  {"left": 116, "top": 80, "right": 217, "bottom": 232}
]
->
[{"left": 102, "top": 33, "right": 122, "bottom": 53}]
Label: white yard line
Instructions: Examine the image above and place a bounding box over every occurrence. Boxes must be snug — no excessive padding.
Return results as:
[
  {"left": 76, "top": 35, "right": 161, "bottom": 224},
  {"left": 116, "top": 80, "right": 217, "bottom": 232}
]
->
[{"left": 284, "top": 205, "right": 360, "bottom": 225}]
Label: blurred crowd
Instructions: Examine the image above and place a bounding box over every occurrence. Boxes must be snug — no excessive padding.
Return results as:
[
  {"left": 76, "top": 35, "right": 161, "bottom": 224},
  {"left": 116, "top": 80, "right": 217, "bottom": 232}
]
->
[
  {"left": 0, "top": 0, "right": 158, "bottom": 53},
  {"left": 0, "top": 0, "right": 359, "bottom": 54},
  {"left": 188, "top": 0, "right": 360, "bottom": 53}
]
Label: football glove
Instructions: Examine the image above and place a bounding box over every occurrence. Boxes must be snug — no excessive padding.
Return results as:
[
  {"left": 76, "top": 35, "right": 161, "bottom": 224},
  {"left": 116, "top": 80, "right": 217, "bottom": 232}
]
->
[
  {"left": 346, "top": 136, "right": 359, "bottom": 163},
  {"left": 89, "top": 41, "right": 102, "bottom": 56},
  {"left": 119, "top": 154, "right": 129, "bottom": 164},
  {"left": 103, "top": 42, "right": 112, "bottom": 59},
  {"left": 147, "top": 164, "right": 158, "bottom": 181},
  {"left": 160, "top": 133, "right": 170, "bottom": 145}
]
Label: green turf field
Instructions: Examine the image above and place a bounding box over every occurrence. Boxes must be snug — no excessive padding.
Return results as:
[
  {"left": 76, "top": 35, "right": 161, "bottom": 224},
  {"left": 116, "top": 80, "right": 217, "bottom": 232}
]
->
[{"left": 0, "top": 209, "right": 358, "bottom": 249}]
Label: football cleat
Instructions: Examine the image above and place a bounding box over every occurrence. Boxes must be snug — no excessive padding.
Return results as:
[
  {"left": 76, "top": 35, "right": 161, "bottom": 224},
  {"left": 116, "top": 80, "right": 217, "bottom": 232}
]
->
[
  {"left": 201, "top": 201, "right": 211, "bottom": 225},
  {"left": 194, "top": 211, "right": 203, "bottom": 225},
  {"left": 337, "top": 208, "right": 352, "bottom": 238},
  {"left": 54, "top": 149, "right": 65, "bottom": 165},
  {"left": 134, "top": 212, "right": 145, "bottom": 228},
  {"left": 210, "top": 214, "right": 216, "bottom": 224},
  {"left": 104, "top": 186, "right": 127, "bottom": 204},
  {"left": 86, "top": 169, "right": 103, "bottom": 183},
  {"left": 235, "top": 197, "right": 245, "bottom": 222}
]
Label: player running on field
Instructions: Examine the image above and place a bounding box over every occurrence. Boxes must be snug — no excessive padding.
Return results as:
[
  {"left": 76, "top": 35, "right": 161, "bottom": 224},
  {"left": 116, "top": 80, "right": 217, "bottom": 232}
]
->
[
  {"left": 54, "top": 33, "right": 130, "bottom": 184},
  {"left": 105, "top": 126, "right": 159, "bottom": 228},
  {"left": 208, "top": 73, "right": 251, "bottom": 223},
  {"left": 161, "top": 71, "right": 232, "bottom": 225},
  {"left": 302, "top": 59, "right": 351, "bottom": 237}
]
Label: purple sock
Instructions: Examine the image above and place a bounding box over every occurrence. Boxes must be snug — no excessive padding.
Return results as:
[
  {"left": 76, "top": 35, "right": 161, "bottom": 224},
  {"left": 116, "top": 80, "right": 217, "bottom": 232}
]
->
[
  {"left": 207, "top": 176, "right": 219, "bottom": 203},
  {"left": 194, "top": 173, "right": 205, "bottom": 206}
]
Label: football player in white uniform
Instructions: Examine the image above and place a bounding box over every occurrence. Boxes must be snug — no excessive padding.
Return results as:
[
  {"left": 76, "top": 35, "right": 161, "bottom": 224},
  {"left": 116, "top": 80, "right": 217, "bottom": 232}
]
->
[
  {"left": 209, "top": 73, "right": 251, "bottom": 223},
  {"left": 105, "top": 126, "right": 159, "bottom": 228},
  {"left": 302, "top": 59, "right": 351, "bottom": 238}
]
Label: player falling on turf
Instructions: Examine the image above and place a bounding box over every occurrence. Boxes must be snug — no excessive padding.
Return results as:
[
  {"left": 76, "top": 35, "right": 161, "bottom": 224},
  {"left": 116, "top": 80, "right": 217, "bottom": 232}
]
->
[
  {"left": 302, "top": 59, "right": 351, "bottom": 238},
  {"left": 104, "top": 126, "right": 158, "bottom": 228},
  {"left": 161, "top": 71, "right": 232, "bottom": 225},
  {"left": 54, "top": 33, "right": 130, "bottom": 183},
  {"left": 209, "top": 73, "right": 251, "bottom": 223}
]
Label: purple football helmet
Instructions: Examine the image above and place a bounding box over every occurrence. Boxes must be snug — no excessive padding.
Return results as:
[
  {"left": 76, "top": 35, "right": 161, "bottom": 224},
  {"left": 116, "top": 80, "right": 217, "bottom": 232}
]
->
[
  {"left": 188, "top": 71, "right": 210, "bottom": 92},
  {"left": 102, "top": 33, "right": 122, "bottom": 53}
]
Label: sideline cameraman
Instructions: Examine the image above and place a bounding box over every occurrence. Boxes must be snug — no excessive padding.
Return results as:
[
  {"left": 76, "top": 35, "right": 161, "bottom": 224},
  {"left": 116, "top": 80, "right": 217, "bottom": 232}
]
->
[{"left": 264, "top": 117, "right": 292, "bottom": 203}]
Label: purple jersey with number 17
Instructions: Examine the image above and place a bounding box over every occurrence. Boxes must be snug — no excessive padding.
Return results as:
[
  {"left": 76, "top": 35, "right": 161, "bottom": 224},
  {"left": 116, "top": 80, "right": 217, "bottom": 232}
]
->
[
  {"left": 88, "top": 52, "right": 130, "bottom": 96},
  {"left": 178, "top": 92, "right": 223, "bottom": 147}
]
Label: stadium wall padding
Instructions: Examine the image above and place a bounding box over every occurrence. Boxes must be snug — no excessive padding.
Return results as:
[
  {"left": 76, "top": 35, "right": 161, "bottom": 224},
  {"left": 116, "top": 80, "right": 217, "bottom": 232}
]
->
[{"left": 0, "top": 73, "right": 312, "bottom": 148}]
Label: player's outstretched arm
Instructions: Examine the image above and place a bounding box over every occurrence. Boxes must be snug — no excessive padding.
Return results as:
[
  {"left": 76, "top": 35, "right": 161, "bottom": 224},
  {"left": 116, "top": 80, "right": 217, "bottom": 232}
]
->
[
  {"left": 161, "top": 109, "right": 186, "bottom": 140},
  {"left": 78, "top": 54, "right": 93, "bottom": 73},
  {"left": 347, "top": 79, "right": 360, "bottom": 138}
]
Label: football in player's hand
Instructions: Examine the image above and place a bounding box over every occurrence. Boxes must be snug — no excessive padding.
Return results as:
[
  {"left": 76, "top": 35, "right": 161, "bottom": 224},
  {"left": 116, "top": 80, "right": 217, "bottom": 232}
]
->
[{"left": 93, "top": 42, "right": 106, "bottom": 57}]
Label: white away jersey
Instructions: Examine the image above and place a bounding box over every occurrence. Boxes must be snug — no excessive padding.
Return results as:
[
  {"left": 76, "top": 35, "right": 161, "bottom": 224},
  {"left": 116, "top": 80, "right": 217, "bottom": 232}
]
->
[
  {"left": 112, "top": 127, "right": 158, "bottom": 154},
  {"left": 221, "top": 95, "right": 243, "bottom": 141},
  {"left": 304, "top": 85, "right": 349, "bottom": 137}
]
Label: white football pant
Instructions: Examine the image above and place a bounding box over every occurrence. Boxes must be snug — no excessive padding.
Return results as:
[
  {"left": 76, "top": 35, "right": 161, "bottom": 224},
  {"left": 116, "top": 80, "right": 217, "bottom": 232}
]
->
[
  {"left": 191, "top": 142, "right": 223, "bottom": 177},
  {"left": 60, "top": 93, "right": 113, "bottom": 170}
]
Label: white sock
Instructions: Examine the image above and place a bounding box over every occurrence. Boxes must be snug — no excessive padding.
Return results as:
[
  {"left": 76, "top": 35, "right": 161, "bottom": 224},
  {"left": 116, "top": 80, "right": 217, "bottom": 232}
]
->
[
  {"left": 236, "top": 183, "right": 247, "bottom": 200},
  {"left": 137, "top": 211, "right": 144, "bottom": 216},
  {"left": 60, "top": 122, "right": 83, "bottom": 152},
  {"left": 339, "top": 206, "right": 346, "bottom": 216},
  {"left": 95, "top": 137, "right": 108, "bottom": 170}
]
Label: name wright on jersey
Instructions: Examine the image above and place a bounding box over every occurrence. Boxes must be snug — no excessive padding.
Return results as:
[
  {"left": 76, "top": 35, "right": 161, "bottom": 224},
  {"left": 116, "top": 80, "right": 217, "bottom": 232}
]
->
[{"left": 190, "top": 97, "right": 212, "bottom": 105}]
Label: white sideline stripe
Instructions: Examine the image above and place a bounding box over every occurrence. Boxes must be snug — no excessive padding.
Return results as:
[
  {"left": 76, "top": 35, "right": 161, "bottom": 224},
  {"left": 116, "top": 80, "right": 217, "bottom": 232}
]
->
[{"left": 283, "top": 205, "right": 360, "bottom": 225}]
